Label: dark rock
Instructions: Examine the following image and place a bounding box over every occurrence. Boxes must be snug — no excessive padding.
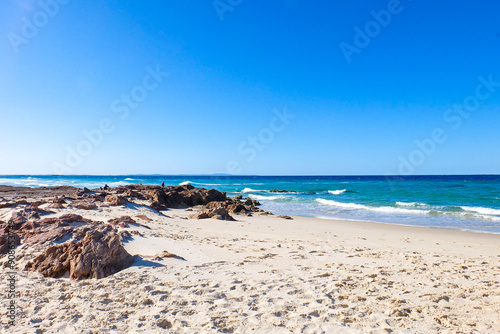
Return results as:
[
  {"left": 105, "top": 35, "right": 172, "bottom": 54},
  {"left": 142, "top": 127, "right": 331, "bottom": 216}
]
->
[
  {"left": 0, "top": 229, "right": 20, "bottom": 254},
  {"left": 277, "top": 215, "right": 293, "bottom": 220},
  {"left": 119, "top": 230, "right": 131, "bottom": 241},
  {"left": 0, "top": 202, "right": 16, "bottom": 209},
  {"left": 270, "top": 190, "right": 297, "bottom": 193},
  {"left": 147, "top": 185, "right": 227, "bottom": 209},
  {"left": 150, "top": 201, "right": 167, "bottom": 211},
  {"left": 244, "top": 198, "right": 261, "bottom": 207}
]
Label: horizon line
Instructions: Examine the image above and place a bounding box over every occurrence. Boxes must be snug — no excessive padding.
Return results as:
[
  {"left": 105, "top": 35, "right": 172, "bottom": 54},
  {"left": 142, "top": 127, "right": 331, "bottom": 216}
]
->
[{"left": 1, "top": 174, "right": 499, "bottom": 177}]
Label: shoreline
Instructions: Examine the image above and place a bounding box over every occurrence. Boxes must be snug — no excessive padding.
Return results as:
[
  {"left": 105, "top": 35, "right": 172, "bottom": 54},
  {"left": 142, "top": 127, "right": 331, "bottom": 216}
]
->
[
  {"left": 2, "top": 183, "right": 500, "bottom": 237},
  {"left": 307, "top": 214, "right": 500, "bottom": 236},
  {"left": 1, "top": 184, "right": 499, "bottom": 332}
]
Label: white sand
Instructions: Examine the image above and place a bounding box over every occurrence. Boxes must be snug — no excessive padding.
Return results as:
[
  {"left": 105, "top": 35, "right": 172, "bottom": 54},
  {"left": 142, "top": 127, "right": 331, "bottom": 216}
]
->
[{"left": 2, "top": 203, "right": 500, "bottom": 333}]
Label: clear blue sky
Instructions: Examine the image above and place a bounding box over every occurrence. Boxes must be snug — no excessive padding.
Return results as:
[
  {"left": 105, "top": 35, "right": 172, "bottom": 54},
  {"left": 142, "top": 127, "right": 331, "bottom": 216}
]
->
[{"left": 1, "top": 0, "right": 499, "bottom": 175}]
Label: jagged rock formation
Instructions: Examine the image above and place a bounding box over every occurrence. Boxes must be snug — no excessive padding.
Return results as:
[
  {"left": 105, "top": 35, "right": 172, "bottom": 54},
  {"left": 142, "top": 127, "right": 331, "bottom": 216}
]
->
[
  {"left": 0, "top": 183, "right": 274, "bottom": 279},
  {"left": 25, "top": 225, "right": 134, "bottom": 280}
]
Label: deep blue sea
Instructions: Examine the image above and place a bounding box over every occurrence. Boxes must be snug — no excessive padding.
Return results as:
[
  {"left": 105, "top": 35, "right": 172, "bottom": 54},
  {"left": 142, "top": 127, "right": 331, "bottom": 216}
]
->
[{"left": 1, "top": 175, "right": 499, "bottom": 234}]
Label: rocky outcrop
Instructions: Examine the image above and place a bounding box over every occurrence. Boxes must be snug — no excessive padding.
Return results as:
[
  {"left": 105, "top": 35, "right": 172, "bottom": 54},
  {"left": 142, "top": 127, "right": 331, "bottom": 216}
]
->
[
  {"left": 25, "top": 226, "right": 74, "bottom": 245},
  {"left": 0, "top": 226, "right": 20, "bottom": 254},
  {"left": 108, "top": 216, "right": 136, "bottom": 228},
  {"left": 104, "top": 195, "right": 127, "bottom": 206},
  {"left": 244, "top": 198, "right": 261, "bottom": 207},
  {"left": 143, "top": 184, "right": 227, "bottom": 209},
  {"left": 25, "top": 225, "right": 134, "bottom": 280},
  {"left": 73, "top": 200, "right": 97, "bottom": 210},
  {"left": 270, "top": 190, "right": 297, "bottom": 193},
  {"left": 136, "top": 214, "right": 153, "bottom": 221},
  {"left": 189, "top": 207, "right": 235, "bottom": 221},
  {"left": 0, "top": 183, "right": 279, "bottom": 280}
]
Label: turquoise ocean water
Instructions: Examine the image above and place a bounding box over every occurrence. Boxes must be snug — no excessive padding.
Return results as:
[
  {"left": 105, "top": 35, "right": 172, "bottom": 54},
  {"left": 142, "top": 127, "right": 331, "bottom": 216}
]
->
[{"left": 1, "top": 175, "right": 499, "bottom": 234}]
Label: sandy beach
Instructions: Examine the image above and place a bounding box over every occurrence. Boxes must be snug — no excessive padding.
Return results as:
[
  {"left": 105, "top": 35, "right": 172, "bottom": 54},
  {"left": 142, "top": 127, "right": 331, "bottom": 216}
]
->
[{"left": 1, "top": 185, "right": 499, "bottom": 334}]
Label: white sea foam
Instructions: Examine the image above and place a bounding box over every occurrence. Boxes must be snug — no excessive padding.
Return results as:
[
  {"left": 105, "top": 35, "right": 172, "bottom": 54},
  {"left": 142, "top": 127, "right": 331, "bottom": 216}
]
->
[
  {"left": 396, "top": 201, "right": 427, "bottom": 207},
  {"left": 241, "top": 188, "right": 265, "bottom": 193},
  {"left": 248, "top": 194, "right": 284, "bottom": 201},
  {"left": 179, "top": 181, "right": 222, "bottom": 187},
  {"left": 316, "top": 199, "right": 427, "bottom": 215},
  {"left": 328, "top": 189, "right": 347, "bottom": 195},
  {"left": 124, "top": 178, "right": 135, "bottom": 181},
  {"left": 461, "top": 206, "right": 500, "bottom": 216}
]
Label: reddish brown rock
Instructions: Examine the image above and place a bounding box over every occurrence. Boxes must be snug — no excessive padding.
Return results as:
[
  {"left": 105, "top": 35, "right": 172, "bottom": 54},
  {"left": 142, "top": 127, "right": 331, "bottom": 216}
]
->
[
  {"left": 145, "top": 185, "right": 227, "bottom": 209},
  {"left": 205, "top": 199, "right": 248, "bottom": 214},
  {"left": 0, "top": 229, "right": 20, "bottom": 254},
  {"left": 188, "top": 212, "right": 210, "bottom": 220},
  {"left": 73, "top": 200, "right": 97, "bottom": 210},
  {"left": 259, "top": 211, "right": 273, "bottom": 216},
  {"left": 150, "top": 201, "right": 167, "bottom": 211},
  {"left": 136, "top": 214, "right": 153, "bottom": 221},
  {"left": 25, "top": 226, "right": 134, "bottom": 280},
  {"left": 52, "top": 198, "right": 67, "bottom": 204},
  {"left": 108, "top": 216, "right": 136, "bottom": 228},
  {"left": 104, "top": 195, "right": 127, "bottom": 206},
  {"left": 60, "top": 214, "right": 91, "bottom": 223},
  {"left": 19, "top": 220, "right": 40, "bottom": 231},
  {"left": 277, "top": 215, "right": 293, "bottom": 220},
  {"left": 189, "top": 207, "right": 235, "bottom": 221},
  {"left": 25, "top": 226, "right": 74, "bottom": 245},
  {"left": 119, "top": 230, "right": 131, "bottom": 241},
  {"left": 40, "top": 214, "right": 92, "bottom": 226},
  {"left": 9, "top": 212, "right": 25, "bottom": 229}
]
